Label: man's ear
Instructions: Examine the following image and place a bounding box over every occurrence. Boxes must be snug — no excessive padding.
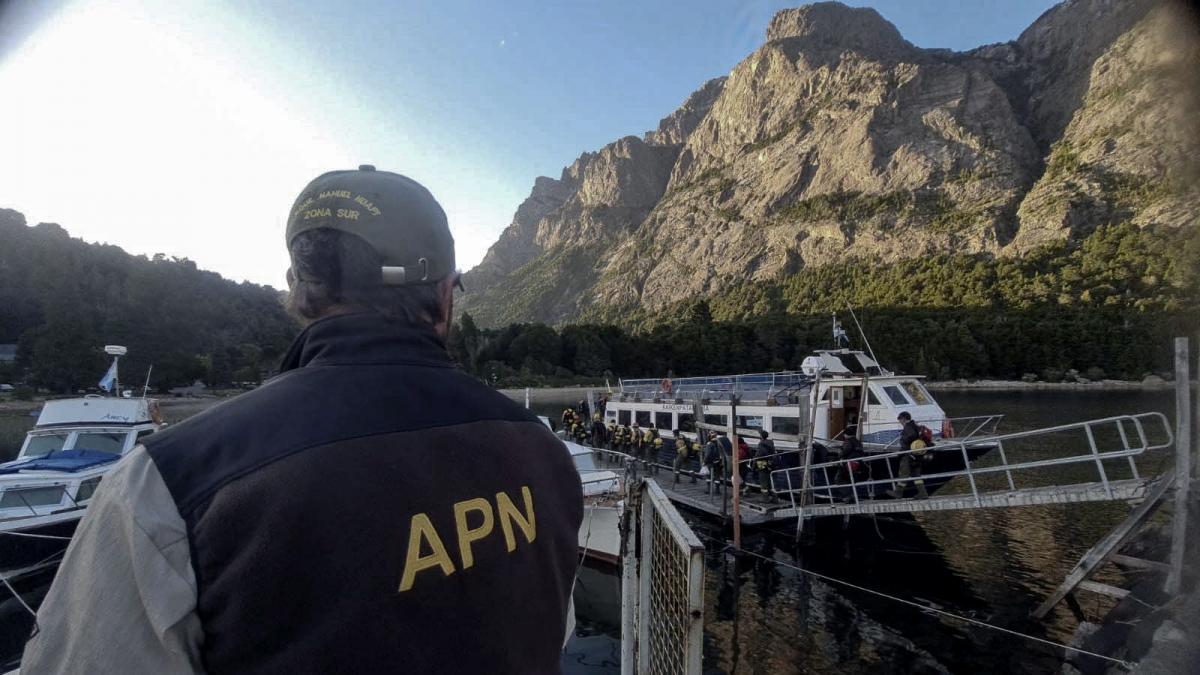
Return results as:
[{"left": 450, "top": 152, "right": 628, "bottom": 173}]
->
[{"left": 285, "top": 267, "right": 296, "bottom": 288}]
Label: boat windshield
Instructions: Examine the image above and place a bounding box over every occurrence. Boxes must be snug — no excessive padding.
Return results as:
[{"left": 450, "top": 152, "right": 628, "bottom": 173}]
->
[
  {"left": 72, "top": 431, "right": 129, "bottom": 455},
  {"left": 900, "top": 380, "right": 932, "bottom": 405},
  {"left": 572, "top": 452, "right": 599, "bottom": 473},
  {"left": 21, "top": 432, "right": 71, "bottom": 458}
]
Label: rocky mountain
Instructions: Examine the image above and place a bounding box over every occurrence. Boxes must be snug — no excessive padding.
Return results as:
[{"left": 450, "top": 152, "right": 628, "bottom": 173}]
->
[{"left": 459, "top": 0, "right": 1199, "bottom": 328}]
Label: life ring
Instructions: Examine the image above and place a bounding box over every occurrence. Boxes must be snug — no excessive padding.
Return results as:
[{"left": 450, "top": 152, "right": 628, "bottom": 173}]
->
[
  {"left": 941, "top": 419, "right": 955, "bottom": 439},
  {"left": 661, "top": 378, "right": 673, "bottom": 393}
]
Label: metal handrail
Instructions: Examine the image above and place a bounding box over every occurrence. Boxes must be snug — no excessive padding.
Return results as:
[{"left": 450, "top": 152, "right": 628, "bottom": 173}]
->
[
  {"left": 872, "top": 414, "right": 1005, "bottom": 449},
  {"left": 770, "top": 413, "right": 1174, "bottom": 507}
]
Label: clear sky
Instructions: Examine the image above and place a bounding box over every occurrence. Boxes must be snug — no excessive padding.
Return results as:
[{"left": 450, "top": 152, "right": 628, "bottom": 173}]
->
[{"left": 0, "top": 0, "right": 1059, "bottom": 289}]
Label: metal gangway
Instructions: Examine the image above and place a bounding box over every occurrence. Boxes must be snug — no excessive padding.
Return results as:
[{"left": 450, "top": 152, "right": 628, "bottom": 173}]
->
[{"left": 770, "top": 412, "right": 1174, "bottom": 520}]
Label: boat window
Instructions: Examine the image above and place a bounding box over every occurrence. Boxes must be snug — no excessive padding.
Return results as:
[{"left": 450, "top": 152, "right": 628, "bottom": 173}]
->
[
  {"left": 867, "top": 388, "right": 882, "bottom": 406},
  {"left": 76, "top": 477, "right": 103, "bottom": 501},
  {"left": 736, "top": 415, "right": 763, "bottom": 430},
  {"left": 703, "top": 414, "right": 727, "bottom": 428},
  {"left": 677, "top": 414, "right": 695, "bottom": 433},
  {"left": 772, "top": 417, "right": 800, "bottom": 435},
  {"left": 655, "top": 412, "right": 673, "bottom": 430},
  {"left": 0, "top": 485, "right": 65, "bottom": 509},
  {"left": 135, "top": 429, "right": 155, "bottom": 445},
  {"left": 636, "top": 411, "right": 651, "bottom": 427},
  {"left": 617, "top": 410, "right": 630, "bottom": 425},
  {"left": 21, "top": 432, "right": 71, "bottom": 458},
  {"left": 882, "top": 385, "right": 910, "bottom": 405},
  {"left": 901, "top": 381, "right": 931, "bottom": 405},
  {"left": 71, "top": 431, "right": 129, "bottom": 455},
  {"left": 819, "top": 389, "right": 830, "bottom": 401}
]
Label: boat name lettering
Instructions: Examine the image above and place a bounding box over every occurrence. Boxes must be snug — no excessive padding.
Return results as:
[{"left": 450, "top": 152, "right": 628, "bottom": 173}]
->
[
  {"left": 660, "top": 404, "right": 693, "bottom": 412},
  {"left": 398, "top": 486, "right": 536, "bottom": 592}
]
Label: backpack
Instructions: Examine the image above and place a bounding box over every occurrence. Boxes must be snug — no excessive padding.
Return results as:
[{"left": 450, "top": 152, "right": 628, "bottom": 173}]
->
[
  {"left": 704, "top": 441, "right": 722, "bottom": 466},
  {"left": 918, "top": 425, "right": 935, "bottom": 445}
]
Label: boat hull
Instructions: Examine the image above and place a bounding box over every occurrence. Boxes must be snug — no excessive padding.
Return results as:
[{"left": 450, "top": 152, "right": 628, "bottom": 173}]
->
[
  {"left": 0, "top": 509, "right": 84, "bottom": 574},
  {"left": 578, "top": 502, "right": 621, "bottom": 565}
]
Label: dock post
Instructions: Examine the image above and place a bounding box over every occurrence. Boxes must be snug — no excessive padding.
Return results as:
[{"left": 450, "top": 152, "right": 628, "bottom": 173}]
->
[
  {"left": 730, "top": 396, "right": 741, "bottom": 550},
  {"left": 1167, "top": 337, "right": 1192, "bottom": 595}
]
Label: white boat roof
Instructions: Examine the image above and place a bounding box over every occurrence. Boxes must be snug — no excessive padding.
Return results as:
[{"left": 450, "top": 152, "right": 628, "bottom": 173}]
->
[
  {"left": 36, "top": 397, "right": 157, "bottom": 427},
  {"left": 617, "top": 349, "right": 897, "bottom": 402},
  {"left": 800, "top": 349, "right": 889, "bottom": 377}
]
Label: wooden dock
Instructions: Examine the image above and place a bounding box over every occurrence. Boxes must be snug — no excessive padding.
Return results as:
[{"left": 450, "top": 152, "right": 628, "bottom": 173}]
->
[{"left": 653, "top": 472, "right": 789, "bottom": 525}]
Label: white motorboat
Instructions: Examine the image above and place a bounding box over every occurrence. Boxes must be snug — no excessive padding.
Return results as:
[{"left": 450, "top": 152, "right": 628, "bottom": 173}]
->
[
  {"left": 539, "top": 416, "right": 626, "bottom": 565},
  {"left": 0, "top": 396, "right": 163, "bottom": 573}
]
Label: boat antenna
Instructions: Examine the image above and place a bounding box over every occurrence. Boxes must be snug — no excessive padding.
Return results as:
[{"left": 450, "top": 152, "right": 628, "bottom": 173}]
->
[
  {"left": 846, "top": 305, "right": 881, "bottom": 366},
  {"left": 831, "top": 314, "right": 849, "bottom": 348},
  {"left": 142, "top": 365, "right": 153, "bottom": 399}
]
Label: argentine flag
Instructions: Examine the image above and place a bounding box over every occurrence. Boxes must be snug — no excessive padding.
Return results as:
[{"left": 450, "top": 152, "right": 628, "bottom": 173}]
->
[{"left": 99, "top": 360, "right": 118, "bottom": 392}]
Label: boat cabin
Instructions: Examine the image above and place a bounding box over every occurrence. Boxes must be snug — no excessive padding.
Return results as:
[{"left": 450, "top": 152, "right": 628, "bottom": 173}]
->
[
  {"left": 1, "top": 397, "right": 162, "bottom": 519},
  {"left": 604, "top": 349, "right": 948, "bottom": 450}
]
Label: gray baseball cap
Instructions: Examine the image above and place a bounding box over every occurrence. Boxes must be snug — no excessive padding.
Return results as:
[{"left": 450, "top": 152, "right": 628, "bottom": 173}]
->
[{"left": 285, "top": 165, "right": 459, "bottom": 287}]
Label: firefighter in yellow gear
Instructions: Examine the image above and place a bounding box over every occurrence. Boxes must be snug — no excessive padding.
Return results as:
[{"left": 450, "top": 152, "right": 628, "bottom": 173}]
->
[
  {"left": 672, "top": 431, "right": 696, "bottom": 485},
  {"left": 649, "top": 436, "right": 664, "bottom": 474}
]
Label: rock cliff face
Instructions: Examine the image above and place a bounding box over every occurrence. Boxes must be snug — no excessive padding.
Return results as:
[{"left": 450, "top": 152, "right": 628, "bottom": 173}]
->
[{"left": 458, "top": 0, "right": 1199, "bottom": 327}]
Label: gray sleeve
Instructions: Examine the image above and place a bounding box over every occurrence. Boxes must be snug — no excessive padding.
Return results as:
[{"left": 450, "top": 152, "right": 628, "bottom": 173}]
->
[{"left": 21, "top": 445, "right": 204, "bottom": 674}]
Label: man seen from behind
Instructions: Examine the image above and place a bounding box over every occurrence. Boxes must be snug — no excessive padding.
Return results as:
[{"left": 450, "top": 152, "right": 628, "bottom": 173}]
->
[{"left": 23, "top": 165, "right": 584, "bottom": 674}]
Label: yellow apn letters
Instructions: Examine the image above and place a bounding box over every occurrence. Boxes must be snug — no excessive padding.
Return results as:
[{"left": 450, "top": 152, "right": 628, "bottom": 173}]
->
[
  {"left": 398, "top": 486, "right": 536, "bottom": 593},
  {"left": 398, "top": 513, "right": 456, "bottom": 592}
]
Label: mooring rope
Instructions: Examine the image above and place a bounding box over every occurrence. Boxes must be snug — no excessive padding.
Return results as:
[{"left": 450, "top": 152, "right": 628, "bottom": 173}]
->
[
  {"left": 570, "top": 502, "right": 600, "bottom": 598},
  {"left": 1, "top": 573, "right": 38, "bottom": 620},
  {"left": 0, "top": 530, "right": 74, "bottom": 541},
  {"left": 695, "top": 532, "right": 1136, "bottom": 670}
]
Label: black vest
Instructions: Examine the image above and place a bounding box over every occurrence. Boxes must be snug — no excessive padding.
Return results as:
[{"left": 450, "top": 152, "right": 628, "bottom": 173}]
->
[{"left": 145, "top": 313, "right": 582, "bottom": 674}]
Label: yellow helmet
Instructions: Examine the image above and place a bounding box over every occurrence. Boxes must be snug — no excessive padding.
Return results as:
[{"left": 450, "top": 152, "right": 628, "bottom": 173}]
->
[
  {"left": 910, "top": 439, "right": 928, "bottom": 456},
  {"left": 654, "top": 438, "right": 664, "bottom": 447}
]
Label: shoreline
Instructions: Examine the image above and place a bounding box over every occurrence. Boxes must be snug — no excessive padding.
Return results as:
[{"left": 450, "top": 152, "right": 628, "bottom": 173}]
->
[
  {"left": 923, "top": 379, "right": 1185, "bottom": 392},
  {"left": 3, "top": 379, "right": 1191, "bottom": 413}
]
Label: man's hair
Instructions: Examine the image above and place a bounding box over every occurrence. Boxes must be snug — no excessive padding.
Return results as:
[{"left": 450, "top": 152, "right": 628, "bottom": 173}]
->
[
  {"left": 286, "top": 229, "right": 444, "bottom": 326},
  {"left": 898, "top": 411, "right": 912, "bottom": 421}
]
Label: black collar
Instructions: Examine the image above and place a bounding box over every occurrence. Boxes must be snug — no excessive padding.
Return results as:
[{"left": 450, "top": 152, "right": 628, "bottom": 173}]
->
[{"left": 278, "top": 312, "right": 452, "bottom": 373}]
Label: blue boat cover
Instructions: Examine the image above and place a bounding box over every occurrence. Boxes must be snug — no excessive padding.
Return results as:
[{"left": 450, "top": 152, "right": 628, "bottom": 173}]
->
[{"left": 0, "top": 450, "right": 120, "bottom": 474}]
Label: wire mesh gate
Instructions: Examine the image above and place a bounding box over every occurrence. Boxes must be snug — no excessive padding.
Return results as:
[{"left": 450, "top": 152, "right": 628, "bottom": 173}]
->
[{"left": 621, "top": 479, "right": 704, "bottom": 674}]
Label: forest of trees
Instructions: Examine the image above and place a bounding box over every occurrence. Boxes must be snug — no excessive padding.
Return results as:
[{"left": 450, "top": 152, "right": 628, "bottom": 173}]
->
[
  {"left": 0, "top": 210, "right": 297, "bottom": 394},
  {"left": 450, "top": 223, "right": 1199, "bottom": 386},
  {"left": 2, "top": 209, "right": 1194, "bottom": 395}
]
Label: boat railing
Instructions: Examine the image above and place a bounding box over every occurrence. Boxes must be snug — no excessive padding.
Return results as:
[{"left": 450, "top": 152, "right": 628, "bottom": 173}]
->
[
  {"left": 770, "top": 412, "right": 1173, "bottom": 511},
  {"left": 580, "top": 447, "right": 639, "bottom": 496},
  {"left": 865, "top": 414, "right": 1006, "bottom": 449},
  {"left": 619, "top": 372, "right": 812, "bottom": 402}
]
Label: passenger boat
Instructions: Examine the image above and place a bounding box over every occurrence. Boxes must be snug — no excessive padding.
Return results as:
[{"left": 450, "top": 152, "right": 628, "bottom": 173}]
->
[
  {"left": 0, "top": 396, "right": 163, "bottom": 574},
  {"left": 602, "top": 338, "right": 1000, "bottom": 503}
]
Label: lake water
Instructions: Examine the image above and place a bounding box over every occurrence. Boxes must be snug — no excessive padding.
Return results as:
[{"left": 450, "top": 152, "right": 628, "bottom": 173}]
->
[{"left": 0, "top": 389, "right": 1178, "bottom": 672}]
